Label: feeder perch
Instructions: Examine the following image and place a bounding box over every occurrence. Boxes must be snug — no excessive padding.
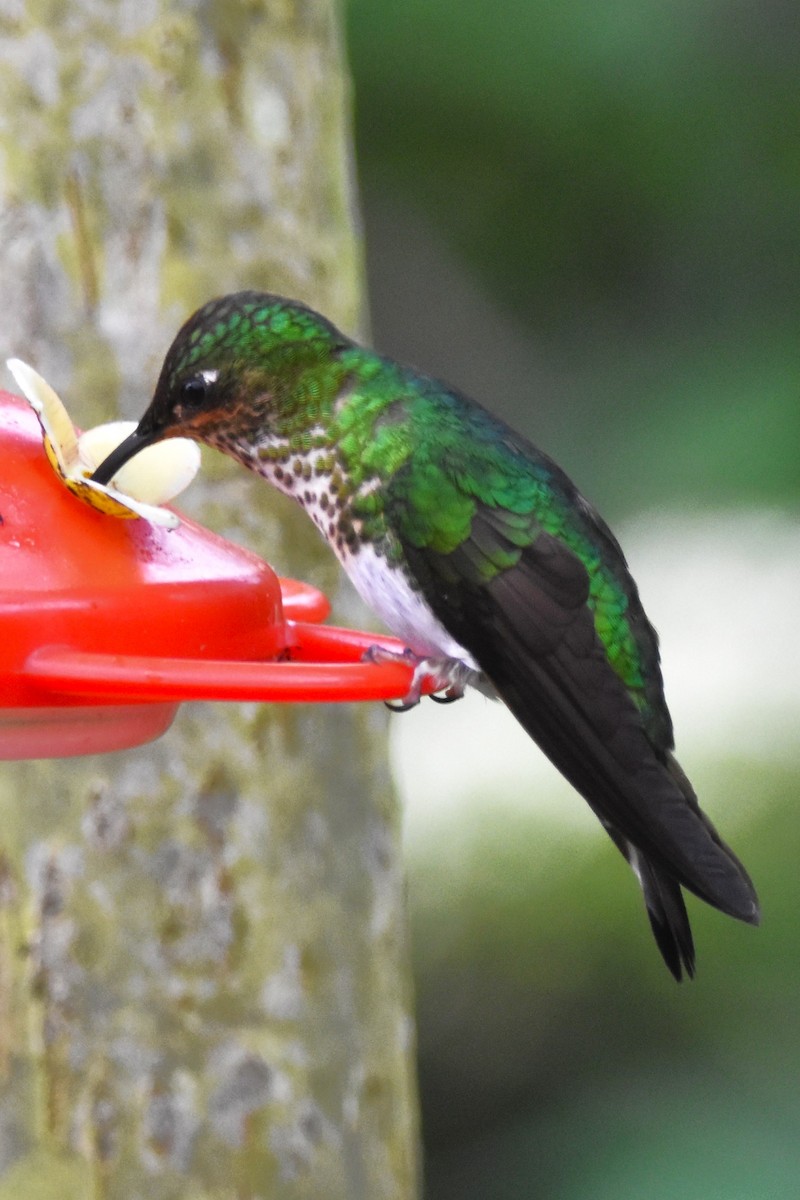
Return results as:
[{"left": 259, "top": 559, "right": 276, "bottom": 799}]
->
[{"left": 0, "top": 388, "right": 422, "bottom": 760}]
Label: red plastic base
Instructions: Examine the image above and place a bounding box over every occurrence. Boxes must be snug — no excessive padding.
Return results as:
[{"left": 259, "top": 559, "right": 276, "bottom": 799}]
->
[{"left": 0, "top": 703, "right": 178, "bottom": 760}]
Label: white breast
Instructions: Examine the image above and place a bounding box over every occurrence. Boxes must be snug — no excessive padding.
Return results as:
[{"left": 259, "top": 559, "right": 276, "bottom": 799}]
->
[{"left": 340, "top": 542, "right": 479, "bottom": 670}]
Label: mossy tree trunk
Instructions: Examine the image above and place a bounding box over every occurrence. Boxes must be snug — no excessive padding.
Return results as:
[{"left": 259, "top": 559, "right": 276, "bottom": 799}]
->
[{"left": 0, "top": 3, "right": 419, "bottom": 1197}]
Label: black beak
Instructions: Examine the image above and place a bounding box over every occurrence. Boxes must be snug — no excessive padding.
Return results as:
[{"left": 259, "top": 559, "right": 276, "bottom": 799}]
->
[{"left": 91, "top": 426, "right": 162, "bottom": 486}]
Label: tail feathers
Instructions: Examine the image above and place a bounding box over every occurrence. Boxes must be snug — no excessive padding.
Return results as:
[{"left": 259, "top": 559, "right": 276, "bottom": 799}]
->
[
  {"left": 603, "top": 822, "right": 696, "bottom": 980},
  {"left": 632, "top": 849, "right": 696, "bottom": 981}
]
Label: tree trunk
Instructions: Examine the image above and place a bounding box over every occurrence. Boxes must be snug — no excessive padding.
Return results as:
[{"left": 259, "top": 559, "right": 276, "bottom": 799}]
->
[{"left": 0, "top": 3, "right": 419, "bottom": 1197}]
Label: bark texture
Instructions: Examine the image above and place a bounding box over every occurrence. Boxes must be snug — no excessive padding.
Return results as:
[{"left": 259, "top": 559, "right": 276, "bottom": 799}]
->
[{"left": 0, "top": 3, "right": 419, "bottom": 1197}]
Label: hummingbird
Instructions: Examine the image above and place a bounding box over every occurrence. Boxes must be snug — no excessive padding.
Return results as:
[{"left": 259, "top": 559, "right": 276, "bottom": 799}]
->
[{"left": 93, "top": 290, "right": 759, "bottom": 979}]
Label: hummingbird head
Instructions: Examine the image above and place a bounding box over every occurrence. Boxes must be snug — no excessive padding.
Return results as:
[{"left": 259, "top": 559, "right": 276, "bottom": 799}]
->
[{"left": 92, "top": 290, "right": 351, "bottom": 486}]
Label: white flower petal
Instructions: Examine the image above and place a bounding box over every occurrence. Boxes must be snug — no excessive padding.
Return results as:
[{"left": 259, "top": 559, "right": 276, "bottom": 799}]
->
[
  {"left": 6, "top": 358, "right": 200, "bottom": 524},
  {"left": 78, "top": 424, "right": 201, "bottom": 505},
  {"left": 7, "top": 356, "right": 77, "bottom": 475},
  {"left": 80, "top": 478, "right": 181, "bottom": 528}
]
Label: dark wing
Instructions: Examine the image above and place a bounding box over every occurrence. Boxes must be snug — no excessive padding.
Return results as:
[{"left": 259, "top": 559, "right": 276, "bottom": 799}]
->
[{"left": 395, "top": 496, "right": 759, "bottom": 967}]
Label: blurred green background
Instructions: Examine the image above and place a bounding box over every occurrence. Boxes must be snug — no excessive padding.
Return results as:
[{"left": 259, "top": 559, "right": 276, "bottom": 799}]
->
[{"left": 345, "top": 1, "right": 799, "bottom": 1196}]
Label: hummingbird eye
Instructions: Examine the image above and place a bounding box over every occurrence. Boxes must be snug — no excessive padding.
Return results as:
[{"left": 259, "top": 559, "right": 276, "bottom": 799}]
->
[{"left": 178, "top": 370, "right": 218, "bottom": 411}]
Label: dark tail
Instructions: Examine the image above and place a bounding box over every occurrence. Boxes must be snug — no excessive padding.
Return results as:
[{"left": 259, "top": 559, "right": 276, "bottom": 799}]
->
[
  {"left": 604, "top": 754, "right": 759, "bottom": 980},
  {"left": 630, "top": 846, "right": 696, "bottom": 981},
  {"left": 602, "top": 822, "right": 694, "bottom": 980}
]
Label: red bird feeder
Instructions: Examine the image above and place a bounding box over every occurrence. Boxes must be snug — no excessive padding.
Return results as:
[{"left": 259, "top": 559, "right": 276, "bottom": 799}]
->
[{"left": 0, "top": 389, "right": 420, "bottom": 759}]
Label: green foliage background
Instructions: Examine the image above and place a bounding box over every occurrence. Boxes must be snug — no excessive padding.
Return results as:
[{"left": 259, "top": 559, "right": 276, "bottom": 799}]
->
[
  {"left": 346, "top": 1, "right": 799, "bottom": 1196},
  {"left": 348, "top": 0, "right": 798, "bottom": 514}
]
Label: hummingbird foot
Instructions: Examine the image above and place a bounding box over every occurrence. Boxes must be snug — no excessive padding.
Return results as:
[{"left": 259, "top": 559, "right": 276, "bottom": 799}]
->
[
  {"left": 362, "top": 645, "right": 471, "bottom": 711},
  {"left": 384, "top": 696, "right": 423, "bottom": 713}
]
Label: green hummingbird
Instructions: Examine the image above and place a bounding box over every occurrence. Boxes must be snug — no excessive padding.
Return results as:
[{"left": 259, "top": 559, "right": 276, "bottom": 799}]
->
[{"left": 93, "top": 290, "right": 759, "bottom": 979}]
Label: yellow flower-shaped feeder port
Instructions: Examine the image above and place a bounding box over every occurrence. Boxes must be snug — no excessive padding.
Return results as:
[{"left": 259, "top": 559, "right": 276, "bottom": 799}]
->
[{"left": 6, "top": 358, "right": 200, "bottom": 529}]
